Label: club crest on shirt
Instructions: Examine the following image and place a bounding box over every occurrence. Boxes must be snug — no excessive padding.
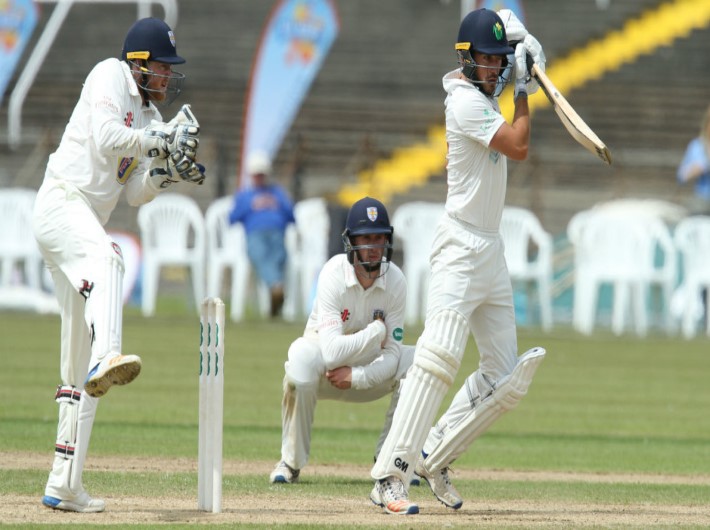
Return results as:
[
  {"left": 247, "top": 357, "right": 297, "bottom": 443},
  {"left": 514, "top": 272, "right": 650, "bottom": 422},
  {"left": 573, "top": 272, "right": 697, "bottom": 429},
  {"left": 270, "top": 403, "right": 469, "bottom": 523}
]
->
[{"left": 367, "top": 207, "right": 378, "bottom": 222}]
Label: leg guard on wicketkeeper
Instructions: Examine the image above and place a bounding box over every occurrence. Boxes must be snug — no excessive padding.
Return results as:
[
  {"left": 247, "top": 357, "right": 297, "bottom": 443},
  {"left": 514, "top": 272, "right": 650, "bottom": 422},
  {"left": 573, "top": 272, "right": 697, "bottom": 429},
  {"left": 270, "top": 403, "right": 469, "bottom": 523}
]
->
[
  {"left": 85, "top": 250, "right": 125, "bottom": 368},
  {"left": 371, "top": 309, "right": 469, "bottom": 484},
  {"left": 421, "top": 347, "right": 546, "bottom": 473},
  {"left": 45, "top": 386, "right": 99, "bottom": 499}
]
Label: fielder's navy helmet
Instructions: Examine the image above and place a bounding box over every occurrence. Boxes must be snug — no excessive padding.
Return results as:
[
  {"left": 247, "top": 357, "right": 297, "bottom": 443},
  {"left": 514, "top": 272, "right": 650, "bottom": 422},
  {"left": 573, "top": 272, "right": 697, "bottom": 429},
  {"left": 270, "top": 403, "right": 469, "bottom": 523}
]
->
[
  {"left": 342, "top": 197, "right": 394, "bottom": 272},
  {"left": 122, "top": 17, "right": 185, "bottom": 64}
]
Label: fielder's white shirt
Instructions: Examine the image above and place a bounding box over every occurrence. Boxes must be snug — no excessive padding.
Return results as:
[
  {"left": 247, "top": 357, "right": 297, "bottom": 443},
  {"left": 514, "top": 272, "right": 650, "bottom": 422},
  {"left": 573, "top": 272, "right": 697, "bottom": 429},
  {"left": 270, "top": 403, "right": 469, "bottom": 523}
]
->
[
  {"left": 443, "top": 69, "right": 507, "bottom": 231},
  {"left": 303, "top": 254, "right": 407, "bottom": 390},
  {"left": 44, "top": 58, "right": 163, "bottom": 226}
]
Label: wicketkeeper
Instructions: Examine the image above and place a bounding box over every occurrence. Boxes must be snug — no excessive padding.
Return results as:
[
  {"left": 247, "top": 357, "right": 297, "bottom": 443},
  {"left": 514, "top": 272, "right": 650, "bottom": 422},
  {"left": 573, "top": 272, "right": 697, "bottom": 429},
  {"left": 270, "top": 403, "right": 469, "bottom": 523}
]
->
[
  {"left": 370, "top": 8, "right": 547, "bottom": 515},
  {"left": 32, "top": 17, "right": 204, "bottom": 513}
]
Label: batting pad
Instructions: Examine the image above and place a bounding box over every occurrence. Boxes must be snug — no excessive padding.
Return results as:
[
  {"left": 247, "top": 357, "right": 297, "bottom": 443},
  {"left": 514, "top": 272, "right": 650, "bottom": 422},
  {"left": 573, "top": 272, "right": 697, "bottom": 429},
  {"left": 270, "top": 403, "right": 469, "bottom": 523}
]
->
[
  {"left": 422, "top": 347, "right": 546, "bottom": 473},
  {"left": 372, "top": 309, "right": 469, "bottom": 483}
]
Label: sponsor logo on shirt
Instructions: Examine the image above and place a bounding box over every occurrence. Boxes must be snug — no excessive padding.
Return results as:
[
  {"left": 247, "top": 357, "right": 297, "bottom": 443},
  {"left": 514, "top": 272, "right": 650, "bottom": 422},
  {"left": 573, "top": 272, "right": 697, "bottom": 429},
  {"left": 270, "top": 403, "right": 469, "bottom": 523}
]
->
[
  {"left": 117, "top": 157, "right": 138, "bottom": 184},
  {"left": 393, "top": 327, "right": 403, "bottom": 341},
  {"left": 340, "top": 309, "right": 350, "bottom": 322}
]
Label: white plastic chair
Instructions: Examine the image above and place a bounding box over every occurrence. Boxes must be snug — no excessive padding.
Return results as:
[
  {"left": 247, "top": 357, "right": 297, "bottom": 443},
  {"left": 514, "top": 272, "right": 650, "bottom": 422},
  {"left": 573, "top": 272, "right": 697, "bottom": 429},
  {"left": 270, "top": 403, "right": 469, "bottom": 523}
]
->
[
  {"left": 0, "top": 187, "right": 58, "bottom": 313},
  {"left": 392, "top": 201, "right": 446, "bottom": 325},
  {"left": 292, "top": 198, "right": 330, "bottom": 315},
  {"left": 500, "top": 206, "right": 554, "bottom": 331},
  {"left": 0, "top": 187, "right": 44, "bottom": 289},
  {"left": 137, "top": 193, "right": 206, "bottom": 316},
  {"left": 568, "top": 208, "right": 676, "bottom": 336},
  {"left": 204, "top": 196, "right": 269, "bottom": 321},
  {"left": 673, "top": 216, "right": 710, "bottom": 338}
]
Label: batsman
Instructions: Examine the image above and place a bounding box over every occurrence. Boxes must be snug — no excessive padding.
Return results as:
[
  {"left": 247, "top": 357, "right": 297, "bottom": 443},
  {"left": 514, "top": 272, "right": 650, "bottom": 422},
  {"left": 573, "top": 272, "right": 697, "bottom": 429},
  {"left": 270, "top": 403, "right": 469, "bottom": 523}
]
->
[
  {"left": 370, "top": 8, "right": 547, "bottom": 515},
  {"left": 32, "top": 17, "right": 204, "bottom": 512}
]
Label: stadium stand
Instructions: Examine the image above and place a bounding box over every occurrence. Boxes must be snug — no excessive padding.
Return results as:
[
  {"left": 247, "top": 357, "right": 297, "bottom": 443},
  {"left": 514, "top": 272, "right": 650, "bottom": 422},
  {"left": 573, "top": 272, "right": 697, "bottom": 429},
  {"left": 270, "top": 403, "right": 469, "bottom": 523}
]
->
[{"left": 0, "top": 0, "right": 707, "bottom": 240}]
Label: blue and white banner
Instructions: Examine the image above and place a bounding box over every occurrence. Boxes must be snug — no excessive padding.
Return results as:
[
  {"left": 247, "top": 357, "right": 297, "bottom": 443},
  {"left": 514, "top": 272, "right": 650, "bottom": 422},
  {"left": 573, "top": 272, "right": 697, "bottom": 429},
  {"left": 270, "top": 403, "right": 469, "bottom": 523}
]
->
[
  {"left": 474, "top": 0, "right": 525, "bottom": 23},
  {"left": 0, "top": 0, "right": 38, "bottom": 106},
  {"left": 239, "top": 0, "right": 339, "bottom": 186}
]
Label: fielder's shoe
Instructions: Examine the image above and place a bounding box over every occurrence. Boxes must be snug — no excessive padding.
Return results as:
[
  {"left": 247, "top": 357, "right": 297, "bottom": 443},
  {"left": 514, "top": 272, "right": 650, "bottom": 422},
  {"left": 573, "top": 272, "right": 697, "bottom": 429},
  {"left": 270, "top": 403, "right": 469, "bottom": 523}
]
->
[
  {"left": 269, "top": 461, "right": 300, "bottom": 484},
  {"left": 370, "top": 476, "right": 419, "bottom": 515},
  {"left": 415, "top": 459, "right": 463, "bottom": 509},
  {"left": 42, "top": 491, "right": 105, "bottom": 513},
  {"left": 85, "top": 353, "right": 142, "bottom": 398}
]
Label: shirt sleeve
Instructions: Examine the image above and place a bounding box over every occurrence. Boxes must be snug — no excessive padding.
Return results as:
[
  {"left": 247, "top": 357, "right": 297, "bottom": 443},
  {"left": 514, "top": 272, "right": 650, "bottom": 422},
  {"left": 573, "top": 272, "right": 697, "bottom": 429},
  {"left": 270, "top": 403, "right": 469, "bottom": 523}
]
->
[
  {"left": 677, "top": 138, "right": 709, "bottom": 183},
  {"left": 229, "top": 191, "right": 249, "bottom": 225},
  {"left": 315, "top": 266, "right": 387, "bottom": 371},
  {"left": 450, "top": 88, "right": 506, "bottom": 147},
  {"left": 88, "top": 61, "right": 146, "bottom": 159},
  {"left": 350, "top": 267, "right": 408, "bottom": 390},
  {"left": 123, "top": 158, "right": 160, "bottom": 205}
]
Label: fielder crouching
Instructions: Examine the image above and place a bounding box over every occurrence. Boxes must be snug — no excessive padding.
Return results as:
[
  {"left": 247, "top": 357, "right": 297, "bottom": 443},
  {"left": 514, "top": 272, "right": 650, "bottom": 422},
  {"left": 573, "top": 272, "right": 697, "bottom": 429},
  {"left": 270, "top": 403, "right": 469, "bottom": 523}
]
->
[
  {"left": 32, "top": 17, "right": 204, "bottom": 513},
  {"left": 269, "top": 197, "right": 415, "bottom": 485}
]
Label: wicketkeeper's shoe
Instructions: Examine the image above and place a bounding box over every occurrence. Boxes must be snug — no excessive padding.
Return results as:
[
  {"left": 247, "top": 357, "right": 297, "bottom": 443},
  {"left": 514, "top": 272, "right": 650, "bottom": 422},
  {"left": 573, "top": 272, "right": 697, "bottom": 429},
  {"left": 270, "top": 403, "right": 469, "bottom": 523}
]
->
[
  {"left": 42, "top": 491, "right": 105, "bottom": 513},
  {"left": 269, "top": 461, "right": 300, "bottom": 484},
  {"left": 415, "top": 458, "right": 463, "bottom": 510},
  {"left": 85, "top": 353, "right": 142, "bottom": 398},
  {"left": 370, "top": 476, "right": 419, "bottom": 515}
]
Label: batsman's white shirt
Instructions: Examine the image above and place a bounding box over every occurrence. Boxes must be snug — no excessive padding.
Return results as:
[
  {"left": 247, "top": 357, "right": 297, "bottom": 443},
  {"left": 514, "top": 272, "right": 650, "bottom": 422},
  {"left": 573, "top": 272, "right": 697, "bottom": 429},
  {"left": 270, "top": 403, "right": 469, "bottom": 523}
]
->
[
  {"left": 427, "top": 69, "right": 517, "bottom": 377},
  {"left": 443, "top": 70, "right": 508, "bottom": 230}
]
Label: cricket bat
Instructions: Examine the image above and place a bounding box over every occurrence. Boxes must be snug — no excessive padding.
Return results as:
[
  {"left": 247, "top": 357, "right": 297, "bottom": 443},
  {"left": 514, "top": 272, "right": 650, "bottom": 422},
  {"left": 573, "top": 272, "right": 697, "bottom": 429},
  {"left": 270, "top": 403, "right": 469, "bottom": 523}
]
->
[{"left": 531, "top": 64, "right": 612, "bottom": 165}]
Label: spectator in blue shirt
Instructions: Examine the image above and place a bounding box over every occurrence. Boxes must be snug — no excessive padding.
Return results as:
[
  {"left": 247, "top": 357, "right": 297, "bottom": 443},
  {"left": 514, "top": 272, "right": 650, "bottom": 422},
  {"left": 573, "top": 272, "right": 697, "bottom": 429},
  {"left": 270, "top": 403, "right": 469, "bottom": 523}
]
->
[
  {"left": 230, "top": 151, "right": 295, "bottom": 317},
  {"left": 677, "top": 104, "right": 710, "bottom": 215}
]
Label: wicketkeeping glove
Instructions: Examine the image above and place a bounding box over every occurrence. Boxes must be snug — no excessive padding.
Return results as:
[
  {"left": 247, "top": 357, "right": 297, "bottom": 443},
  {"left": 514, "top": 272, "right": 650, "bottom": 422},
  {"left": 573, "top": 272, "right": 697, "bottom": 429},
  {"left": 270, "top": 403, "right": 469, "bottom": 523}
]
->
[
  {"left": 141, "top": 104, "right": 200, "bottom": 159},
  {"left": 169, "top": 150, "right": 206, "bottom": 185},
  {"left": 147, "top": 156, "right": 178, "bottom": 190}
]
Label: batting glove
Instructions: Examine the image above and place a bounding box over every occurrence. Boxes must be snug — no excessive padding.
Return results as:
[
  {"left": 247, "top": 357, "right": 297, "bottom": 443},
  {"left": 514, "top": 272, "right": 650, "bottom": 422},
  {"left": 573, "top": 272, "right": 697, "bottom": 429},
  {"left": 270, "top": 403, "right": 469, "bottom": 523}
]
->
[{"left": 498, "top": 9, "right": 527, "bottom": 44}]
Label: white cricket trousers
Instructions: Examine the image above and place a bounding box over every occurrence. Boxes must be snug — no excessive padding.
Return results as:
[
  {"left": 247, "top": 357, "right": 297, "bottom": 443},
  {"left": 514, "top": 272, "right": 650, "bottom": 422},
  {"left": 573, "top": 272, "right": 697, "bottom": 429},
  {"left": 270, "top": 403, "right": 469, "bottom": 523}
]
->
[
  {"left": 32, "top": 177, "right": 124, "bottom": 499},
  {"left": 279, "top": 337, "right": 415, "bottom": 471}
]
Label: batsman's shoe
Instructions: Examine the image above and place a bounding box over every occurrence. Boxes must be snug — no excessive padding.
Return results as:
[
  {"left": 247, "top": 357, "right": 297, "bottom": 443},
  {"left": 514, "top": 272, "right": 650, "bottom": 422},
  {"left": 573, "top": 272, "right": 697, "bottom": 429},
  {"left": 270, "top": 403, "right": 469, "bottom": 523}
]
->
[
  {"left": 42, "top": 491, "right": 105, "bottom": 513},
  {"left": 269, "top": 461, "right": 300, "bottom": 484},
  {"left": 370, "top": 476, "right": 419, "bottom": 515},
  {"left": 85, "top": 353, "right": 142, "bottom": 398},
  {"left": 415, "top": 459, "right": 463, "bottom": 510}
]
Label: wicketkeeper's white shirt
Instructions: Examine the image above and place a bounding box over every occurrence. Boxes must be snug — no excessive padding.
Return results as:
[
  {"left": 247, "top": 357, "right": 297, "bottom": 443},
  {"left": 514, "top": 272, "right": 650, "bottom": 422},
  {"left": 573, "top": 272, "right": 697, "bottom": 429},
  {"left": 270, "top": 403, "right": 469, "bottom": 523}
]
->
[{"left": 44, "top": 58, "right": 162, "bottom": 226}]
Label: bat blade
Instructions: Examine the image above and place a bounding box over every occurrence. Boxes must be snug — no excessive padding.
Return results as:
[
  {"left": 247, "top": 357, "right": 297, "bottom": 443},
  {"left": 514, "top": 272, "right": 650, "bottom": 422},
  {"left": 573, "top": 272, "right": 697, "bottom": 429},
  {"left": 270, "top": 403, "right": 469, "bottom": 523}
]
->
[{"left": 531, "top": 64, "right": 612, "bottom": 165}]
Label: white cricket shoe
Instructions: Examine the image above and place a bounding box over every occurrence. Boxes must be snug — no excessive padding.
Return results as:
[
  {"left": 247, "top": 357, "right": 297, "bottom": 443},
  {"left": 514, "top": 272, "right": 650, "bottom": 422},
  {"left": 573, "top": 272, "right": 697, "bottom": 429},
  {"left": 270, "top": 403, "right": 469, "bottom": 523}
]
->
[
  {"left": 370, "top": 476, "right": 419, "bottom": 515},
  {"left": 415, "top": 459, "right": 463, "bottom": 509},
  {"left": 42, "top": 491, "right": 105, "bottom": 513},
  {"left": 85, "top": 353, "right": 142, "bottom": 398},
  {"left": 269, "top": 461, "right": 300, "bottom": 484}
]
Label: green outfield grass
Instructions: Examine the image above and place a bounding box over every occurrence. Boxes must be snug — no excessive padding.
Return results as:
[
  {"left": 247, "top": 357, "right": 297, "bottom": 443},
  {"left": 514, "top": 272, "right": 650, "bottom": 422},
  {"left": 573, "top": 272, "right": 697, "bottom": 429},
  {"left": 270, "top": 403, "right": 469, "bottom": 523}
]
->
[{"left": 1, "top": 303, "right": 709, "bottom": 528}]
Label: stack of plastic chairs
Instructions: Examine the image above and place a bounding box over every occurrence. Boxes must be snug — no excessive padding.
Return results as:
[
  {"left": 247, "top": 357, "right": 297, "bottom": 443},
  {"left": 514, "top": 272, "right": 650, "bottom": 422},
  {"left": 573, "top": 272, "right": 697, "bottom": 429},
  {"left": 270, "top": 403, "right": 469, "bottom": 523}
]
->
[
  {"left": 500, "top": 206, "right": 554, "bottom": 331},
  {"left": 567, "top": 205, "right": 676, "bottom": 336},
  {"left": 392, "top": 201, "right": 446, "bottom": 325},
  {"left": 673, "top": 216, "right": 710, "bottom": 338},
  {"left": 137, "top": 193, "right": 206, "bottom": 316}
]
